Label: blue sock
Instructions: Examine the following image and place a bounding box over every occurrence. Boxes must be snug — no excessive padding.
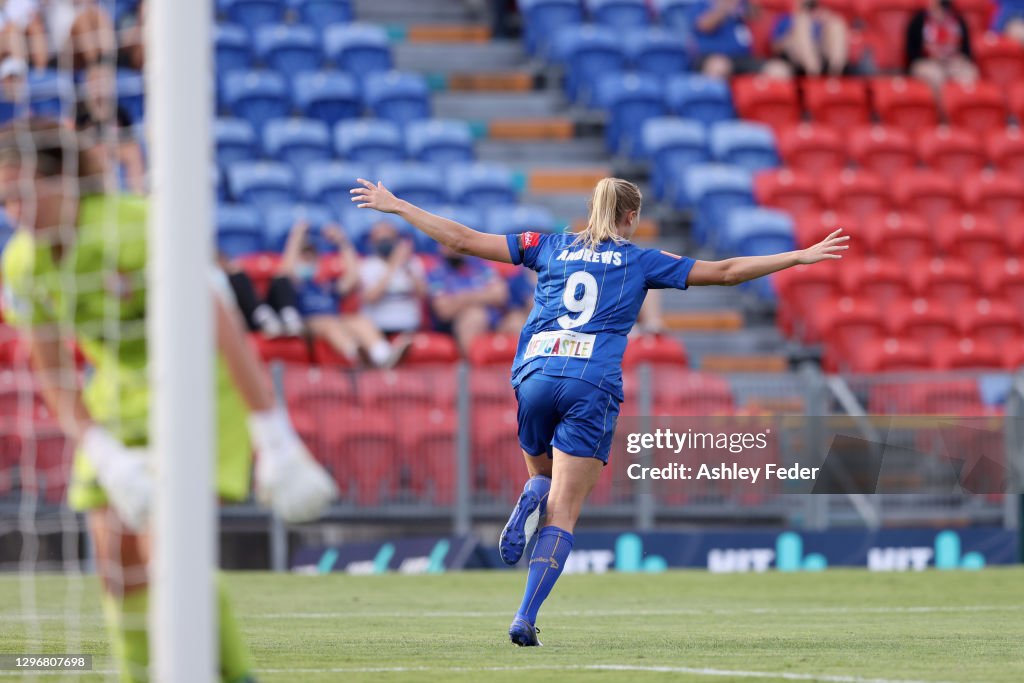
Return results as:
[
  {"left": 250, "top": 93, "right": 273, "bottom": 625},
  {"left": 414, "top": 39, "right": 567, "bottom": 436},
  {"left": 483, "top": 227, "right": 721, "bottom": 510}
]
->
[
  {"left": 524, "top": 475, "right": 551, "bottom": 517},
  {"left": 516, "top": 525, "right": 573, "bottom": 625}
]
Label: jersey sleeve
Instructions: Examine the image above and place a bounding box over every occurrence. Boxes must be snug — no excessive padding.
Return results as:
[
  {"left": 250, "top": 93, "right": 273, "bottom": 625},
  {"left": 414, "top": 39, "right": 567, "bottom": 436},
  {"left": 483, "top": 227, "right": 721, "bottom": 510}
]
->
[
  {"left": 638, "top": 247, "right": 697, "bottom": 290},
  {"left": 505, "top": 231, "right": 549, "bottom": 270},
  {"left": 1, "top": 234, "right": 56, "bottom": 327}
]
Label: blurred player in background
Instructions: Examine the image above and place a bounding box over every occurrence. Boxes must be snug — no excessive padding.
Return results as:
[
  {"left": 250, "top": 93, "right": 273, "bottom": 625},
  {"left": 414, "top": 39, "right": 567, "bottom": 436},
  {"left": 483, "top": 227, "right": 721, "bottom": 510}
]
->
[
  {"left": 351, "top": 175, "right": 847, "bottom": 647},
  {"left": 0, "top": 118, "right": 338, "bottom": 682}
]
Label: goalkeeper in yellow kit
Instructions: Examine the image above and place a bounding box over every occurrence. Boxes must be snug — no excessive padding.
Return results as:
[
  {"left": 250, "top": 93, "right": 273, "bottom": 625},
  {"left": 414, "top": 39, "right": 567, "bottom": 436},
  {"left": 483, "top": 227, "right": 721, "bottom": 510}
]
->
[{"left": 0, "top": 119, "right": 338, "bottom": 682}]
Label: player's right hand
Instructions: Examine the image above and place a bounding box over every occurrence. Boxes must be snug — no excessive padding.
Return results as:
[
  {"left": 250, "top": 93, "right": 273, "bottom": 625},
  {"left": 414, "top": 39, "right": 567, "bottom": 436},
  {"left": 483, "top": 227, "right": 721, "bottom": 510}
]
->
[{"left": 81, "top": 427, "right": 153, "bottom": 533}]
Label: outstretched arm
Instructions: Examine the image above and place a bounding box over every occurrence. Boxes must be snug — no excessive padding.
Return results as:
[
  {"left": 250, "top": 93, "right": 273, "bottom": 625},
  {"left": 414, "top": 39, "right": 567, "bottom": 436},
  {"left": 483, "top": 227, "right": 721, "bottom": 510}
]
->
[
  {"left": 350, "top": 179, "right": 513, "bottom": 263},
  {"left": 688, "top": 229, "right": 849, "bottom": 286}
]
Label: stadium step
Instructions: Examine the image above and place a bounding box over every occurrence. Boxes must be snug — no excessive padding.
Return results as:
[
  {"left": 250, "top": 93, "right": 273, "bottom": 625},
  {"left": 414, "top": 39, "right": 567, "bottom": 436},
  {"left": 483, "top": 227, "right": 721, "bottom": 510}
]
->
[
  {"left": 485, "top": 118, "right": 576, "bottom": 141},
  {"left": 663, "top": 310, "right": 744, "bottom": 331},
  {"left": 395, "top": 40, "right": 528, "bottom": 73},
  {"left": 434, "top": 91, "right": 566, "bottom": 121},
  {"left": 528, "top": 167, "right": 610, "bottom": 193},
  {"left": 446, "top": 72, "right": 536, "bottom": 93},
  {"left": 478, "top": 138, "right": 607, "bottom": 164},
  {"left": 699, "top": 354, "right": 790, "bottom": 373},
  {"left": 354, "top": 0, "right": 479, "bottom": 23},
  {"left": 405, "top": 25, "right": 492, "bottom": 43}
]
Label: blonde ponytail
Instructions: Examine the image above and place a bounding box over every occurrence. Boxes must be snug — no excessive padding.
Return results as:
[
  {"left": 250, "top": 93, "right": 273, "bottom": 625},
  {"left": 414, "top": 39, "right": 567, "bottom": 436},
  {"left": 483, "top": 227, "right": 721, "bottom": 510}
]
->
[{"left": 576, "top": 177, "right": 641, "bottom": 251}]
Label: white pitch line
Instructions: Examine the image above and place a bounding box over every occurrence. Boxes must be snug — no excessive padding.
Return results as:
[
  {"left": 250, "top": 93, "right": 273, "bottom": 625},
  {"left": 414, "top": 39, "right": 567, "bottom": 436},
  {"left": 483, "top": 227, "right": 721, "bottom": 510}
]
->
[
  {"left": 256, "top": 663, "right": 963, "bottom": 683},
  {"left": 254, "top": 604, "right": 1024, "bottom": 620}
]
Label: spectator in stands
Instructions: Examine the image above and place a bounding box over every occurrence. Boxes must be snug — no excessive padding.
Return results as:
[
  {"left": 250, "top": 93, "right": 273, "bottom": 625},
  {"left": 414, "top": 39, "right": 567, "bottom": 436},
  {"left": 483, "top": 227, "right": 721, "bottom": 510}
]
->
[
  {"left": 993, "top": 1, "right": 1024, "bottom": 47},
  {"left": 905, "top": 0, "right": 977, "bottom": 92},
  {"left": 768, "top": 0, "right": 851, "bottom": 77},
  {"left": 690, "top": 0, "right": 756, "bottom": 79},
  {"left": 218, "top": 252, "right": 304, "bottom": 339},
  {"left": 428, "top": 245, "right": 509, "bottom": 354},
  {"left": 281, "top": 219, "right": 402, "bottom": 368},
  {"left": 0, "top": 1, "right": 47, "bottom": 69},
  {"left": 498, "top": 268, "right": 536, "bottom": 334},
  {"left": 359, "top": 221, "right": 427, "bottom": 335},
  {"left": 75, "top": 63, "right": 145, "bottom": 194},
  {"left": 117, "top": 0, "right": 145, "bottom": 70},
  {"left": 0, "top": 56, "right": 27, "bottom": 101}
]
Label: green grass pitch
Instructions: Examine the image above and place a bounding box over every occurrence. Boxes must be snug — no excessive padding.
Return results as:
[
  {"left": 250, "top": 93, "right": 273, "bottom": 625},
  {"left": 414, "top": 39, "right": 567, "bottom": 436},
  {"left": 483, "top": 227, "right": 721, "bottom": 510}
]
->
[{"left": 2, "top": 569, "right": 1023, "bottom": 682}]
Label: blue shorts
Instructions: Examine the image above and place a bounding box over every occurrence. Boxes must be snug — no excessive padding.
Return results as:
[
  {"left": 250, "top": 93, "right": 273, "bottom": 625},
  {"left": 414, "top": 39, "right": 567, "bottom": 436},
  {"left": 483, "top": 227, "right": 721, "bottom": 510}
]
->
[{"left": 514, "top": 371, "right": 621, "bottom": 464}]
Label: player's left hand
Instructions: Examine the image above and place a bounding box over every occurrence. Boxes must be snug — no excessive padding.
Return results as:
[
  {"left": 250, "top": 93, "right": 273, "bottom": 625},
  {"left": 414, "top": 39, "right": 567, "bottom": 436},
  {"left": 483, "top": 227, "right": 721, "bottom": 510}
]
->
[
  {"left": 350, "top": 179, "right": 400, "bottom": 214},
  {"left": 249, "top": 408, "right": 339, "bottom": 523},
  {"left": 797, "top": 228, "right": 849, "bottom": 265}
]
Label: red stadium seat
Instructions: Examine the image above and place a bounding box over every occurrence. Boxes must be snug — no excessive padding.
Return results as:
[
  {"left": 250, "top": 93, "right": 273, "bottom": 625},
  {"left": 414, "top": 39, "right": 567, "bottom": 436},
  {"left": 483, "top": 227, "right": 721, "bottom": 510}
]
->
[
  {"left": 399, "top": 407, "right": 457, "bottom": 504},
  {"left": 312, "top": 339, "right": 357, "bottom": 367},
  {"left": 1008, "top": 217, "right": 1024, "bottom": 256},
  {"left": 935, "top": 212, "right": 1004, "bottom": 266},
  {"left": 985, "top": 127, "right": 1024, "bottom": 178},
  {"left": 860, "top": 212, "right": 932, "bottom": 261},
  {"left": 794, "top": 210, "right": 858, "bottom": 249},
  {"left": 651, "top": 368, "right": 734, "bottom": 415},
  {"left": 956, "top": 0, "right": 998, "bottom": 35},
  {"left": 978, "top": 256, "right": 1024, "bottom": 308},
  {"left": 732, "top": 75, "right": 801, "bottom": 130},
  {"left": 941, "top": 81, "right": 1007, "bottom": 136},
  {"left": 235, "top": 253, "right": 282, "bottom": 296},
  {"left": 890, "top": 169, "right": 964, "bottom": 227},
  {"left": 932, "top": 337, "right": 1004, "bottom": 370},
  {"left": 886, "top": 297, "right": 957, "bottom": 347},
  {"left": 822, "top": 169, "right": 890, "bottom": 222},
  {"left": 819, "top": 296, "right": 887, "bottom": 360},
  {"left": 771, "top": 262, "right": 843, "bottom": 340},
  {"left": 858, "top": 0, "right": 928, "bottom": 69},
  {"left": 622, "top": 334, "right": 688, "bottom": 368},
  {"left": 282, "top": 365, "right": 359, "bottom": 439},
  {"left": 974, "top": 33, "right": 1024, "bottom": 89},
  {"left": 847, "top": 125, "right": 916, "bottom": 182},
  {"left": 962, "top": 171, "right": 1024, "bottom": 225},
  {"left": 1010, "top": 82, "right": 1024, "bottom": 124},
  {"left": 250, "top": 335, "right": 314, "bottom": 365},
  {"left": 468, "top": 332, "right": 519, "bottom": 366},
  {"left": 754, "top": 169, "right": 826, "bottom": 216},
  {"left": 1003, "top": 340, "right": 1024, "bottom": 369},
  {"left": 470, "top": 366, "right": 516, "bottom": 407},
  {"left": 871, "top": 378, "right": 983, "bottom": 414},
  {"left": 325, "top": 408, "right": 398, "bottom": 505},
  {"left": 840, "top": 257, "right": 913, "bottom": 307},
  {"left": 472, "top": 406, "right": 523, "bottom": 500},
  {"left": 957, "top": 298, "right": 1023, "bottom": 347},
  {"left": 777, "top": 124, "right": 847, "bottom": 175},
  {"left": 848, "top": 337, "right": 931, "bottom": 373},
  {"left": 401, "top": 332, "right": 461, "bottom": 366},
  {"left": 358, "top": 368, "right": 437, "bottom": 411},
  {"left": 802, "top": 78, "right": 870, "bottom": 127},
  {"left": 916, "top": 126, "right": 985, "bottom": 177},
  {"left": 910, "top": 257, "right": 977, "bottom": 308},
  {"left": 870, "top": 77, "right": 939, "bottom": 132}
]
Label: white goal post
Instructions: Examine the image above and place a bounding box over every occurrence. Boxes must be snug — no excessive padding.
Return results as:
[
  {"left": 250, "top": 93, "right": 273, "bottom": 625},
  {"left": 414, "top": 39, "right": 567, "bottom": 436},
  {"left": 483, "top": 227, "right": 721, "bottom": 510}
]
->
[{"left": 145, "top": 0, "right": 216, "bottom": 681}]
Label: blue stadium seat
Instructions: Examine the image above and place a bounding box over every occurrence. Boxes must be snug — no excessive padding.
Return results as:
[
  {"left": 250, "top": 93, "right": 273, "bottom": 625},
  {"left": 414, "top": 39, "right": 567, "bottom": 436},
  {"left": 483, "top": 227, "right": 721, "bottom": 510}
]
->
[
  {"left": 587, "top": 0, "right": 650, "bottom": 28},
  {"left": 624, "top": 28, "right": 689, "bottom": 78},
  {"left": 227, "top": 161, "right": 296, "bottom": 209},
  {"left": 680, "top": 163, "right": 753, "bottom": 245},
  {"left": 709, "top": 121, "right": 778, "bottom": 174},
  {"left": 292, "top": 71, "right": 360, "bottom": 125},
  {"left": 666, "top": 74, "right": 734, "bottom": 125},
  {"left": 264, "top": 203, "right": 336, "bottom": 252},
  {"left": 377, "top": 162, "right": 448, "bottom": 205},
  {"left": 724, "top": 207, "right": 796, "bottom": 256},
  {"left": 263, "top": 118, "right": 331, "bottom": 170},
  {"left": 552, "top": 25, "right": 627, "bottom": 104},
  {"left": 405, "top": 119, "right": 474, "bottom": 164},
  {"left": 27, "top": 70, "right": 72, "bottom": 118},
  {"left": 216, "top": 118, "right": 258, "bottom": 167},
  {"left": 519, "top": 0, "right": 585, "bottom": 56},
  {"left": 595, "top": 72, "right": 667, "bottom": 156},
  {"left": 324, "top": 24, "right": 392, "bottom": 76},
  {"left": 222, "top": 70, "right": 289, "bottom": 131},
  {"left": 254, "top": 24, "right": 322, "bottom": 74},
  {"left": 221, "top": 0, "right": 285, "bottom": 32},
  {"left": 652, "top": 0, "right": 700, "bottom": 29},
  {"left": 485, "top": 205, "right": 559, "bottom": 235},
  {"left": 334, "top": 120, "right": 404, "bottom": 163},
  {"left": 364, "top": 72, "right": 431, "bottom": 125},
  {"left": 290, "top": 0, "right": 353, "bottom": 28},
  {"left": 214, "top": 166, "right": 226, "bottom": 201},
  {"left": 215, "top": 24, "right": 251, "bottom": 75},
  {"left": 642, "top": 117, "right": 708, "bottom": 200},
  {"left": 115, "top": 69, "right": 145, "bottom": 123},
  {"left": 217, "top": 204, "right": 265, "bottom": 258},
  {"left": 447, "top": 163, "right": 518, "bottom": 208},
  {"left": 302, "top": 161, "right": 373, "bottom": 205}
]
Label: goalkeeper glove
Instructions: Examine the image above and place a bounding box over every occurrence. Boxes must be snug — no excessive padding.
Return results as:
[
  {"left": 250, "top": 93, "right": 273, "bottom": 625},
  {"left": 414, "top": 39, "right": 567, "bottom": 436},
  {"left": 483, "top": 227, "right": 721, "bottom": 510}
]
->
[{"left": 80, "top": 426, "right": 153, "bottom": 533}]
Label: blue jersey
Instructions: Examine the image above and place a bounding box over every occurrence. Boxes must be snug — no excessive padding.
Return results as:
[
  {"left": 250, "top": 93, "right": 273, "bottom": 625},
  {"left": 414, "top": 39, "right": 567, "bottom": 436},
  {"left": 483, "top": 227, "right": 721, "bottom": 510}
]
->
[{"left": 504, "top": 232, "right": 696, "bottom": 402}]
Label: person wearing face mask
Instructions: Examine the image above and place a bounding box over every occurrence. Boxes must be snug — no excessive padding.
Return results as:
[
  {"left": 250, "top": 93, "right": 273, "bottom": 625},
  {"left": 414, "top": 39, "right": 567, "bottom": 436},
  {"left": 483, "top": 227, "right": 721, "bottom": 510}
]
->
[
  {"left": 359, "top": 221, "right": 427, "bottom": 336},
  {"left": 427, "top": 243, "right": 509, "bottom": 354},
  {"left": 280, "top": 218, "right": 401, "bottom": 368},
  {"left": 905, "top": 0, "right": 977, "bottom": 93},
  {"left": 768, "top": 0, "right": 851, "bottom": 77}
]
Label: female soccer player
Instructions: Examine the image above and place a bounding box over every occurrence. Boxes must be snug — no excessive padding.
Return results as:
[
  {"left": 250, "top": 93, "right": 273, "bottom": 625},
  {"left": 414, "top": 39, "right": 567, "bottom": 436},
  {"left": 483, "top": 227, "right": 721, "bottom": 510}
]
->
[
  {"left": 0, "top": 119, "right": 337, "bottom": 682},
  {"left": 351, "top": 176, "right": 847, "bottom": 647}
]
